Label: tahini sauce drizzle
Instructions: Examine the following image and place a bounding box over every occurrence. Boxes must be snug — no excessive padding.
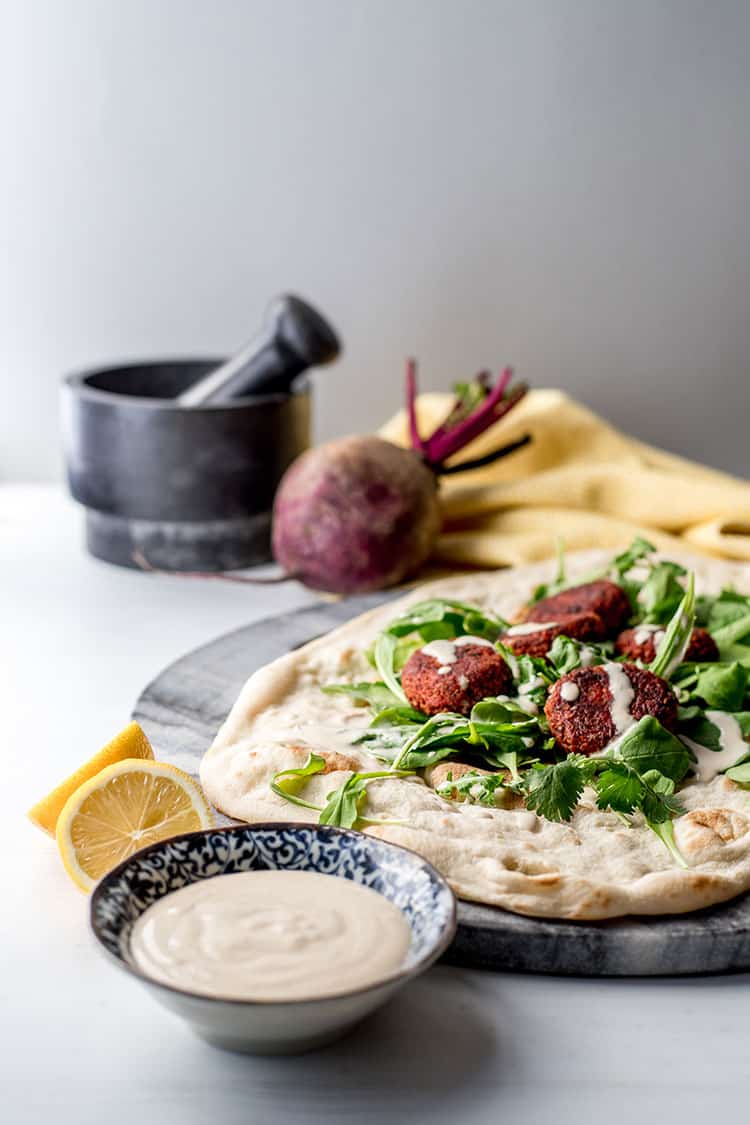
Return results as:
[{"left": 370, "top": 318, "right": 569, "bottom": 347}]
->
[
  {"left": 130, "top": 870, "right": 411, "bottom": 1001},
  {"left": 603, "top": 662, "right": 636, "bottom": 736},
  {"left": 420, "top": 635, "right": 494, "bottom": 665},
  {"left": 682, "top": 711, "right": 750, "bottom": 782},
  {"left": 504, "top": 621, "right": 559, "bottom": 636}
]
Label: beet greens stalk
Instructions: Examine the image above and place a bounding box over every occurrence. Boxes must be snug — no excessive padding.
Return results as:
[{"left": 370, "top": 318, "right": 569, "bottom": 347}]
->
[{"left": 405, "top": 359, "right": 530, "bottom": 475}]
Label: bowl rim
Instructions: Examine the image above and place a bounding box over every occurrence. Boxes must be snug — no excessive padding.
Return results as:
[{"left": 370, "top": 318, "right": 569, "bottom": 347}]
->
[
  {"left": 62, "top": 362, "right": 311, "bottom": 411},
  {"left": 89, "top": 822, "right": 458, "bottom": 1008}
]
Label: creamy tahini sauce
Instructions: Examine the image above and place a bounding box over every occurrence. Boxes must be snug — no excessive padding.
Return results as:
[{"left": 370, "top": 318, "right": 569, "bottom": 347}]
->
[
  {"left": 420, "top": 635, "right": 494, "bottom": 665},
  {"left": 603, "top": 662, "right": 636, "bottom": 736},
  {"left": 682, "top": 711, "right": 750, "bottom": 782},
  {"left": 130, "top": 871, "right": 411, "bottom": 1001},
  {"left": 560, "top": 682, "right": 580, "bottom": 703},
  {"left": 504, "top": 621, "right": 559, "bottom": 636},
  {"left": 634, "top": 625, "right": 666, "bottom": 646}
]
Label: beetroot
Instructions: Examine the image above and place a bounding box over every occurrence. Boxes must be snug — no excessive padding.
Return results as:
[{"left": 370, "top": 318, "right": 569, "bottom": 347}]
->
[
  {"left": 272, "top": 436, "right": 441, "bottom": 593},
  {"left": 272, "top": 361, "right": 530, "bottom": 593}
]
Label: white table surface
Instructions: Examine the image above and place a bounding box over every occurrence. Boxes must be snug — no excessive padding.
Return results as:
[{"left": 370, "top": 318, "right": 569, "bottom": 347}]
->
[{"left": 3, "top": 484, "right": 748, "bottom": 1125}]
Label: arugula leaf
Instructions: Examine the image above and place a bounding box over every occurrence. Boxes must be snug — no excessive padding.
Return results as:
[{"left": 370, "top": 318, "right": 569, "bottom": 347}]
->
[
  {"left": 614, "top": 716, "right": 691, "bottom": 782},
  {"left": 725, "top": 761, "right": 750, "bottom": 787},
  {"left": 525, "top": 756, "right": 597, "bottom": 822},
  {"left": 694, "top": 662, "right": 748, "bottom": 711},
  {"left": 712, "top": 613, "right": 750, "bottom": 655},
  {"left": 436, "top": 769, "right": 507, "bottom": 806},
  {"left": 374, "top": 632, "right": 408, "bottom": 703},
  {"left": 322, "top": 681, "right": 409, "bottom": 710},
  {"left": 319, "top": 769, "right": 410, "bottom": 828},
  {"left": 270, "top": 753, "right": 412, "bottom": 828},
  {"left": 369, "top": 703, "right": 428, "bottom": 725},
  {"left": 382, "top": 598, "right": 507, "bottom": 642},
  {"left": 649, "top": 819, "right": 688, "bottom": 869},
  {"left": 547, "top": 634, "right": 612, "bottom": 676},
  {"left": 270, "top": 753, "right": 328, "bottom": 811},
  {"left": 705, "top": 589, "right": 750, "bottom": 632},
  {"left": 609, "top": 537, "right": 658, "bottom": 579},
  {"left": 678, "top": 710, "right": 722, "bottom": 751},
  {"left": 649, "top": 572, "right": 695, "bottom": 680},
  {"left": 636, "top": 561, "right": 687, "bottom": 625}
]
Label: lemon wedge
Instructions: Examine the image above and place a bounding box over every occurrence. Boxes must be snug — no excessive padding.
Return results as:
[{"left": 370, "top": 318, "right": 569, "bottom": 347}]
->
[
  {"left": 27, "top": 721, "right": 155, "bottom": 836},
  {"left": 56, "top": 759, "right": 214, "bottom": 892}
]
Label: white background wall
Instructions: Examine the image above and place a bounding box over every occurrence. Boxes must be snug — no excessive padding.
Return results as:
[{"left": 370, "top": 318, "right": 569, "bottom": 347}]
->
[{"left": 1, "top": 0, "right": 748, "bottom": 481}]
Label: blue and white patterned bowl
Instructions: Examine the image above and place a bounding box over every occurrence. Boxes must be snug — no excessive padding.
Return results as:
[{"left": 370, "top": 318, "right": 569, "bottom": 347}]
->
[{"left": 90, "top": 823, "right": 456, "bottom": 1054}]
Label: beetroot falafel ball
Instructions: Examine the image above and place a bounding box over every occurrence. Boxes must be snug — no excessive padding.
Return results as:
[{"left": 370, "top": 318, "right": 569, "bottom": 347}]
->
[
  {"left": 401, "top": 638, "right": 513, "bottom": 716},
  {"left": 524, "top": 580, "right": 631, "bottom": 634},
  {"left": 544, "top": 662, "right": 678, "bottom": 756},
  {"left": 499, "top": 611, "right": 605, "bottom": 658},
  {"left": 615, "top": 625, "right": 719, "bottom": 665}
]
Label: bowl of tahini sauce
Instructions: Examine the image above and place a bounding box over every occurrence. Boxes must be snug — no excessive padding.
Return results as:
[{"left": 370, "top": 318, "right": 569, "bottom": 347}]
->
[{"left": 91, "top": 824, "right": 456, "bottom": 1054}]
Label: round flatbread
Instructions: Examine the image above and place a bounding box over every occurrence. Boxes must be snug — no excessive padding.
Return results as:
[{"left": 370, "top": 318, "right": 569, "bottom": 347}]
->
[{"left": 200, "top": 549, "right": 750, "bottom": 920}]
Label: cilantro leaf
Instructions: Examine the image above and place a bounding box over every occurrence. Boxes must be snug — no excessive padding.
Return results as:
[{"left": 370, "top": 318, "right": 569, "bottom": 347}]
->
[
  {"left": 525, "top": 756, "right": 596, "bottom": 822},
  {"left": 595, "top": 767, "right": 644, "bottom": 813}
]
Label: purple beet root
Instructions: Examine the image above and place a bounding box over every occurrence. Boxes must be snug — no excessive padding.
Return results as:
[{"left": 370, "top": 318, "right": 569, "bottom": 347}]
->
[
  {"left": 272, "top": 436, "right": 441, "bottom": 593},
  {"left": 271, "top": 362, "right": 531, "bottom": 594}
]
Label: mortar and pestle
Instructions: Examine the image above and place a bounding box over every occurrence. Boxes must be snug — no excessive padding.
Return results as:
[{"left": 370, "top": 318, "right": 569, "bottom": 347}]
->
[{"left": 61, "top": 295, "right": 340, "bottom": 571}]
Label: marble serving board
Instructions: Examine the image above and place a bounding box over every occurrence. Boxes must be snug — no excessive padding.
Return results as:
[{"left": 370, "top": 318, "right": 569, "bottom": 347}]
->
[{"left": 133, "top": 594, "right": 750, "bottom": 977}]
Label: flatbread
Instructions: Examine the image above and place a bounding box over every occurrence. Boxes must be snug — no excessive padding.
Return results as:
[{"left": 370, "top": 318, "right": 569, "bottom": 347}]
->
[{"left": 200, "top": 550, "right": 750, "bottom": 920}]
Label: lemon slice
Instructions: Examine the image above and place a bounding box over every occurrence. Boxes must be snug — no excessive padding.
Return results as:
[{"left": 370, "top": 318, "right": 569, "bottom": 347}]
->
[
  {"left": 28, "top": 721, "right": 155, "bottom": 836},
  {"left": 56, "top": 759, "right": 214, "bottom": 892}
]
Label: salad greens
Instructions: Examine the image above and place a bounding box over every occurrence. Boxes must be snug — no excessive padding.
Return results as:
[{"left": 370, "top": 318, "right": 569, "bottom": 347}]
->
[
  {"left": 648, "top": 573, "right": 695, "bottom": 679},
  {"left": 270, "top": 752, "right": 412, "bottom": 829},
  {"left": 269, "top": 537, "right": 750, "bottom": 869}
]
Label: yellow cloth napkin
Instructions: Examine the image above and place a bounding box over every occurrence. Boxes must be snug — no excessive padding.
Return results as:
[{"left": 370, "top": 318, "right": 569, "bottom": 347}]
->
[{"left": 379, "top": 389, "right": 750, "bottom": 568}]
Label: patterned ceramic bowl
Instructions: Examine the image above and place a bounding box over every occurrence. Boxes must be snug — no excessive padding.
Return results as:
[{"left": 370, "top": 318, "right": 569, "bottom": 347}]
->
[{"left": 90, "top": 823, "right": 456, "bottom": 1054}]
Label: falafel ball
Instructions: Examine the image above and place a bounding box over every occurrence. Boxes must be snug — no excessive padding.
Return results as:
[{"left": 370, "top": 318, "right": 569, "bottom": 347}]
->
[
  {"left": 499, "top": 611, "right": 605, "bottom": 658},
  {"left": 544, "top": 662, "right": 678, "bottom": 755},
  {"left": 615, "top": 625, "right": 719, "bottom": 664},
  {"left": 524, "top": 580, "right": 631, "bottom": 634},
  {"left": 401, "top": 638, "right": 513, "bottom": 716}
]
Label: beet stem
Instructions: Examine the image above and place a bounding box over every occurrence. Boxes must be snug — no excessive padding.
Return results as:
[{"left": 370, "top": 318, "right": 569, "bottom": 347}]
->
[
  {"left": 427, "top": 372, "right": 523, "bottom": 463},
  {"left": 406, "top": 358, "right": 428, "bottom": 453},
  {"left": 426, "top": 370, "right": 491, "bottom": 447},
  {"left": 436, "top": 432, "right": 532, "bottom": 475}
]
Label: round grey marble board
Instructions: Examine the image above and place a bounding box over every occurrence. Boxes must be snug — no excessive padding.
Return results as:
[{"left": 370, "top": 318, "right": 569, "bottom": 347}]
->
[{"left": 133, "top": 594, "right": 750, "bottom": 977}]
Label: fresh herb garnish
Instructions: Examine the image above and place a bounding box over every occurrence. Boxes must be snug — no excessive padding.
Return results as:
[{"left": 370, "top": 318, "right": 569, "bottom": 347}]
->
[
  {"left": 435, "top": 769, "right": 508, "bottom": 806},
  {"left": 547, "top": 634, "right": 612, "bottom": 675},
  {"left": 322, "top": 681, "right": 415, "bottom": 711},
  {"left": 373, "top": 632, "right": 409, "bottom": 703},
  {"left": 516, "top": 718, "right": 689, "bottom": 864},
  {"left": 672, "top": 661, "right": 748, "bottom": 711},
  {"left": 636, "top": 561, "right": 688, "bottom": 625},
  {"left": 649, "top": 573, "right": 695, "bottom": 680},
  {"left": 525, "top": 756, "right": 598, "bottom": 821},
  {"left": 270, "top": 753, "right": 411, "bottom": 829}
]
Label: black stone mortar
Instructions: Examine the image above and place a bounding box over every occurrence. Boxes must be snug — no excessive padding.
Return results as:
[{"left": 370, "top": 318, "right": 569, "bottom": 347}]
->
[{"left": 61, "top": 360, "right": 311, "bottom": 571}]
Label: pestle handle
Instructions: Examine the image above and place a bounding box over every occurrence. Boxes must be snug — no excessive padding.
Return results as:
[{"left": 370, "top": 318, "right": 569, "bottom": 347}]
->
[{"left": 178, "top": 294, "right": 340, "bottom": 407}]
